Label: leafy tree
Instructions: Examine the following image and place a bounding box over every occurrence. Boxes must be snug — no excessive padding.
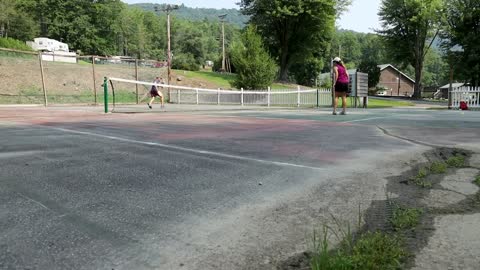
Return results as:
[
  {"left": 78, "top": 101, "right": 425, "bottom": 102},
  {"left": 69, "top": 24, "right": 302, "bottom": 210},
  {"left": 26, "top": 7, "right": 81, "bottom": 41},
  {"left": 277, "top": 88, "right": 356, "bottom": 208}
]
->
[
  {"left": 230, "top": 25, "right": 277, "bottom": 89},
  {"left": 378, "top": 0, "right": 444, "bottom": 98},
  {"left": 240, "top": 0, "right": 337, "bottom": 81},
  {"left": 442, "top": 0, "right": 480, "bottom": 86},
  {"left": 358, "top": 60, "right": 381, "bottom": 88}
]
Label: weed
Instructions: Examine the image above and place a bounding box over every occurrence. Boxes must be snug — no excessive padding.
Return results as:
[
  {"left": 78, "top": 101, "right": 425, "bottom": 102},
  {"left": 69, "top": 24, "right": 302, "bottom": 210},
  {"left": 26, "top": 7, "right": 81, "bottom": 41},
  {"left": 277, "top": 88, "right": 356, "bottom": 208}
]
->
[
  {"left": 390, "top": 206, "right": 423, "bottom": 231},
  {"left": 474, "top": 176, "right": 480, "bottom": 187},
  {"left": 350, "top": 232, "right": 406, "bottom": 270},
  {"left": 446, "top": 154, "right": 465, "bottom": 168},
  {"left": 430, "top": 161, "right": 447, "bottom": 174},
  {"left": 410, "top": 167, "right": 432, "bottom": 188}
]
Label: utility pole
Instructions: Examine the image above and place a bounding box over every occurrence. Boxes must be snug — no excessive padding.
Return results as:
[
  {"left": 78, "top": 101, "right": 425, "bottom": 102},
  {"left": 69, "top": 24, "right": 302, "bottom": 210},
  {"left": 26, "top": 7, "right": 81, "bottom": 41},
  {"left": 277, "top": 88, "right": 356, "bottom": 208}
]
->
[
  {"left": 218, "top": 14, "right": 227, "bottom": 72},
  {"left": 155, "top": 4, "right": 179, "bottom": 101}
]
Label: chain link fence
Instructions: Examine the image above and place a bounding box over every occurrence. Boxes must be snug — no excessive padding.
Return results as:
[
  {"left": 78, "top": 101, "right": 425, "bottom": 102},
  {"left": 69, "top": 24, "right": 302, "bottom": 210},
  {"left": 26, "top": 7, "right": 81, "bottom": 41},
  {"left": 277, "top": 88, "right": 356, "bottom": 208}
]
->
[{"left": 0, "top": 47, "right": 167, "bottom": 105}]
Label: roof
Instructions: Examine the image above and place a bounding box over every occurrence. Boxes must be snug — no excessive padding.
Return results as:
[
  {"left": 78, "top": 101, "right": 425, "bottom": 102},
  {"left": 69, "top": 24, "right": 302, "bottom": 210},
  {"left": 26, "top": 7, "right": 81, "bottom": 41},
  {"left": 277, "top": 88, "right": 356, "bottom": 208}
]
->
[
  {"left": 439, "top": 83, "right": 465, "bottom": 89},
  {"left": 378, "top": 64, "right": 415, "bottom": 84}
]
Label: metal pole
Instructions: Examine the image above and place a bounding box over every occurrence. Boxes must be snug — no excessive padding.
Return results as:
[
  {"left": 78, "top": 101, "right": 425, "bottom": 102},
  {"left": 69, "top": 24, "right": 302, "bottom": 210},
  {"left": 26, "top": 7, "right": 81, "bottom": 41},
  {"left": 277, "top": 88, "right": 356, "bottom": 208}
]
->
[
  {"left": 267, "top": 87, "right": 271, "bottom": 107},
  {"left": 167, "top": 12, "right": 172, "bottom": 101},
  {"left": 448, "top": 63, "right": 453, "bottom": 109},
  {"left": 92, "top": 56, "right": 97, "bottom": 105},
  {"left": 135, "top": 59, "right": 139, "bottom": 104},
  {"left": 38, "top": 52, "right": 47, "bottom": 107},
  {"left": 317, "top": 88, "right": 319, "bottom": 108},
  {"left": 221, "top": 21, "right": 226, "bottom": 72},
  {"left": 103, "top": 77, "right": 109, "bottom": 113},
  {"left": 397, "top": 71, "right": 401, "bottom": 96}
]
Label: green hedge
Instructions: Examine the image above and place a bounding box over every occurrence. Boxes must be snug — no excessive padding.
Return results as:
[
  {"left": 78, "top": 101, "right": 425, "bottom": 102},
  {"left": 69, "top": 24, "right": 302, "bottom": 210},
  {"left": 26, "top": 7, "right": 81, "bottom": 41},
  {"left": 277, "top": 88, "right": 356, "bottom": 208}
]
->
[{"left": 0, "top": 37, "right": 33, "bottom": 51}]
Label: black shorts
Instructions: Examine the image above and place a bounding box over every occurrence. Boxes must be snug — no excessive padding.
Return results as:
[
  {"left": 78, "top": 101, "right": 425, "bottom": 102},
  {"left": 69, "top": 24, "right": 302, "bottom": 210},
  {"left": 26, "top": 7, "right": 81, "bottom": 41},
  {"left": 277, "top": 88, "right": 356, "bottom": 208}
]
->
[{"left": 335, "top": 82, "right": 349, "bottom": 93}]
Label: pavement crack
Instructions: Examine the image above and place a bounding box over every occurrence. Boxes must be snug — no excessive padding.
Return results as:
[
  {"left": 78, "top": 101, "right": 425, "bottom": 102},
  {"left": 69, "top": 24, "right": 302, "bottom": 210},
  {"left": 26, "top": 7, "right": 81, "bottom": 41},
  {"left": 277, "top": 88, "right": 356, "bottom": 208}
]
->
[{"left": 376, "top": 125, "right": 439, "bottom": 147}]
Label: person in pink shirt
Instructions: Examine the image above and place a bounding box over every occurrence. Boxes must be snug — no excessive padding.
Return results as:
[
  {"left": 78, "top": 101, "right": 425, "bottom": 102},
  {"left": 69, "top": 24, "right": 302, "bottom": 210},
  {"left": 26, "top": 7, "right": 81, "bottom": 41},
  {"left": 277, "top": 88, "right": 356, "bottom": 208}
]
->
[{"left": 332, "top": 57, "right": 350, "bottom": 115}]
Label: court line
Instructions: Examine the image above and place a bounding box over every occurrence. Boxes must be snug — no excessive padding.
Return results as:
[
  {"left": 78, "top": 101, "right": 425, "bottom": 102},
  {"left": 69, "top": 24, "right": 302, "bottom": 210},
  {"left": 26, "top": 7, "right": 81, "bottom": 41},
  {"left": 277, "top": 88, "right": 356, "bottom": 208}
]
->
[
  {"left": 342, "top": 116, "right": 390, "bottom": 123},
  {"left": 51, "top": 127, "right": 325, "bottom": 171}
]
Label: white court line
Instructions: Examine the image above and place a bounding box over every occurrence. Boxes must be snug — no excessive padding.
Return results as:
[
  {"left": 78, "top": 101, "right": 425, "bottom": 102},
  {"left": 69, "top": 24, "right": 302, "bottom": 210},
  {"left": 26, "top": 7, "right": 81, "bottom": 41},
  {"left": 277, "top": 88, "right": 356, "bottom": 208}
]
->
[
  {"left": 51, "top": 127, "right": 324, "bottom": 171},
  {"left": 342, "top": 116, "right": 390, "bottom": 123}
]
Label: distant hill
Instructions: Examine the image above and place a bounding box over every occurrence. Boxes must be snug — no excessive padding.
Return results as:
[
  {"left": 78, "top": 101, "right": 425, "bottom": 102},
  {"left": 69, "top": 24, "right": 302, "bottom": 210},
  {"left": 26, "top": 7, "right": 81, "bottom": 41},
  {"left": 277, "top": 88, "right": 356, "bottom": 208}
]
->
[{"left": 130, "top": 3, "right": 249, "bottom": 28}]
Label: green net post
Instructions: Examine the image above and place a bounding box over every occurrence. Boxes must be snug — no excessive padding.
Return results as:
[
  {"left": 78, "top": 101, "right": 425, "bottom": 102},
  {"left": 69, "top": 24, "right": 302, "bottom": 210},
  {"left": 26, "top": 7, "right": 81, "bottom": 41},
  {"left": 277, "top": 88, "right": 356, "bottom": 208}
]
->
[{"left": 103, "top": 77, "right": 108, "bottom": 113}]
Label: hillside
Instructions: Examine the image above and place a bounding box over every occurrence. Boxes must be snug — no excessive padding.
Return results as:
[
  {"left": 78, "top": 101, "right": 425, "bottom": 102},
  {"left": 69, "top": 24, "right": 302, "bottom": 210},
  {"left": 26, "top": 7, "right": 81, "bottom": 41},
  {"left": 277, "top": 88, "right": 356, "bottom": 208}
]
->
[{"left": 130, "top": 3, "right": 249, "bottom": 28}]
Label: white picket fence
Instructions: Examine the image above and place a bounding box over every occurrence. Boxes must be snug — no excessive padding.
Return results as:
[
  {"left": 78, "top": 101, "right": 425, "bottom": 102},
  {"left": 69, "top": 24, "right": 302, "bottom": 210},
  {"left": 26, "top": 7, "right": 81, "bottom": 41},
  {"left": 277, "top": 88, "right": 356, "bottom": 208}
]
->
[
  {"left": 451, "top": 86, "right": 480, "bottom": 109},
  {"left": 170, "top": 87, "right": 333, "bottom": 107}
]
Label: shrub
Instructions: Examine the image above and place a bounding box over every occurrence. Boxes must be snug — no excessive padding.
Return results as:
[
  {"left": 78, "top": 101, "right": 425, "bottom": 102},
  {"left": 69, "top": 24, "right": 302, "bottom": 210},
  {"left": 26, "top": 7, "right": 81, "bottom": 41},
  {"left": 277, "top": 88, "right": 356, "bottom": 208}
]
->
[
  {"left": 172, "top": 53, "right": 200, "bottom": 71},
  {"left": 0, "top": 37, "right": 33, "bottom": 51},
  {"left": 230, "top": 25, "right": 277, "bottom": 90}
]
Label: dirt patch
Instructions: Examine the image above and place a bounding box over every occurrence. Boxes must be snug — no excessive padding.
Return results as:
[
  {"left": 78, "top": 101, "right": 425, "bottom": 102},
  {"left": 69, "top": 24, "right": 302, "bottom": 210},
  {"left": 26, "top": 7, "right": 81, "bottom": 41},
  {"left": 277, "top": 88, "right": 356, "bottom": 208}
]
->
[{"left": 279, "top": 147, "right": 479, "bottom": 269}]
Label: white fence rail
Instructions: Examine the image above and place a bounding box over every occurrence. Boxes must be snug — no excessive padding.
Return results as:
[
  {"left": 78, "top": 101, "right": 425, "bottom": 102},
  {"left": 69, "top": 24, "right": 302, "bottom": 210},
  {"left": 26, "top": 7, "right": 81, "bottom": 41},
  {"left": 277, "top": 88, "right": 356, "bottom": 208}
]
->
[
  {"left": 170, "top": 87, "right": 333, "bottom": 107},
  {"left": 451, "top": 86, "right": 480, "bottom": 109}
]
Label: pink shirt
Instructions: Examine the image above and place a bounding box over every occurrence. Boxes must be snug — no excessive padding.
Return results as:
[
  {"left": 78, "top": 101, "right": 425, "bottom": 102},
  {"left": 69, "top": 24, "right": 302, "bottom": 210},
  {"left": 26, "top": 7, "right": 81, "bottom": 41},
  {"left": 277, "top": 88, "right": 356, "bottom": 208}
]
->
[{"left": 336, "top": 65, "right": 349, "bottom": 84}]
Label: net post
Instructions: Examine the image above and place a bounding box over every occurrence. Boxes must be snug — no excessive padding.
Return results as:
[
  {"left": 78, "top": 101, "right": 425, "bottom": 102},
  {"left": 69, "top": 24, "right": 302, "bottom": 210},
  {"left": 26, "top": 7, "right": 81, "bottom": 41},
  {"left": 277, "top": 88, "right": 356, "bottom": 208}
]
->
[
  {"left": 196, "top": 89, "right": 199, "bottom": 105},
  {"left": 241, "top": 88, "right": 244, "bottom": 106},
  {"left": 297, "top": 86, "right": 300, "bottom": 107},
  {"left": 103, "top": 77, "right": 108, "bottom": 113},
  {"left": 217, "top": 88, "right": 220, "bottom": 105},
  {"left": 267, "top": 87, "right": 271, "bottom": 107},
  {"left": 177, "top": 88, "right": 181, "bottom": 104}
]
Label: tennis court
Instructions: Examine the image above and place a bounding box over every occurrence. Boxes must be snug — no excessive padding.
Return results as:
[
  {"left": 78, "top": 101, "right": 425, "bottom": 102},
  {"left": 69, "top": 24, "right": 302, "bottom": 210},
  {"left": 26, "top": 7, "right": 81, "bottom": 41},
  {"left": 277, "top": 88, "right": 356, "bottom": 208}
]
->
[{"left": 1, "top": 104, "right": 480, "bottom": 269}]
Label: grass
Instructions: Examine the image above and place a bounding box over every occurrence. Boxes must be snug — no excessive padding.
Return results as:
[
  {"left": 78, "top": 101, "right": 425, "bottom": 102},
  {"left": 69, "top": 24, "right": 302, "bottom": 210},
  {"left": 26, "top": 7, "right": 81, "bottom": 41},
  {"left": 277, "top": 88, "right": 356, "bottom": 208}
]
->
[
  {"left": 366, "top": 98, "right": 414, "bottom": 108},
  {"left": 311, "top": 226, "right": 406, "bottom": 270},
  {"left": 446, "top": 154, "right": 466, "bottom": 168},
  {"left": 474, "top": 176, "right": 480, "bottom": 187},
  {"left": 391, "top": 206, "right": 423, "bottom": 231},
  {"left": 175, "top": 70, "right": 235, "bottom": 89},
  {"left": 410, "top": 167, "right": 433, "bottom": 188},
  {"left": 430, "top": 161, "right": 447, "bottom": 174}
]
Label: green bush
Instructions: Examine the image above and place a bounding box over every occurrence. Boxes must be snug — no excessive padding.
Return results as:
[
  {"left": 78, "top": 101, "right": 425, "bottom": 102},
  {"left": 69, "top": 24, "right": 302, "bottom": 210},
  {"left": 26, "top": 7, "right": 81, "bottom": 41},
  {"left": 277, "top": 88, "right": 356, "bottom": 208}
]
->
[
  {"left": 172, "top": 53, "right": 200, "bottom": 71},
  {"left": 0, "top": 37, "right": 32, "bottom": 51},
  {"left": 230, "top": 25, "right": 277, "bottom": 90}
]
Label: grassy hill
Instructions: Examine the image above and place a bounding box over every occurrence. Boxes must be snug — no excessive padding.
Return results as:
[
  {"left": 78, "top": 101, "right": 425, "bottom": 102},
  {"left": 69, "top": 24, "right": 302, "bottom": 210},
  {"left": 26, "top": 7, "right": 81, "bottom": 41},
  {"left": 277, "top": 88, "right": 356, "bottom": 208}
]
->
[{"left": 130, "top": 3, "right": 248, "bottom": 28}]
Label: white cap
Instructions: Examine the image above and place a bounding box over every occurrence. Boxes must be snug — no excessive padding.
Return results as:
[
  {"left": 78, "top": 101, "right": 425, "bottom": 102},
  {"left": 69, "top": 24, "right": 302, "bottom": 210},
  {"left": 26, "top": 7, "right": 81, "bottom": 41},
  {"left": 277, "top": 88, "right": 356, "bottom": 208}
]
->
[{"left": 333, "top": 57, "right": 342, "bottom": 62}]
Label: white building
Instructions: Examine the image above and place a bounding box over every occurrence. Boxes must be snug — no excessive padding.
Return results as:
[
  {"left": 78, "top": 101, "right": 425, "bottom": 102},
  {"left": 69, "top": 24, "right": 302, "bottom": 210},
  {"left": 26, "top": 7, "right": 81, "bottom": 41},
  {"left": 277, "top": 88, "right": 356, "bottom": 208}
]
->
[{"left": 26, "top": 37, "right": 77, "bottom": 64}]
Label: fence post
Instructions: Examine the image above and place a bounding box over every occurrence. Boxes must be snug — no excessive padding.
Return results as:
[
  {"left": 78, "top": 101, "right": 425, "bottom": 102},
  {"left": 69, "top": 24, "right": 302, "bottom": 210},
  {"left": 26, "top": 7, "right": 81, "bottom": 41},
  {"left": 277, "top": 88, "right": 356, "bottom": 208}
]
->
[
  {"left": 316, "top": 88, "right": 319, "bottom": 108},
  {"left": 297, "top": 86, "right": 300, "bottom": 107},
  {"left": 217, "top": 88, "right": 220, "bottom": 105},
  {"left": 267, "top": 87, "right": 271, "bottom": 107},
  {"left": 103, "top": 77, "right": 108, "bottom": 113},
  {"left": 92, "top": 56, "right": 97, "bottom": 105},
  {"left": 135, "top": 59, "right": 139, "bottom": 104},
  {"left": 178, "top": 88, "right": 181, "bottom": 104},
  {"left": 38, "top": 52, "right": 48, "bottom": 107},
  {"left": 196, "top": 89, "right": 199, "bottom": 105},
  {"left": 241, "top": 88, "right": 244, "bottom": 106}
]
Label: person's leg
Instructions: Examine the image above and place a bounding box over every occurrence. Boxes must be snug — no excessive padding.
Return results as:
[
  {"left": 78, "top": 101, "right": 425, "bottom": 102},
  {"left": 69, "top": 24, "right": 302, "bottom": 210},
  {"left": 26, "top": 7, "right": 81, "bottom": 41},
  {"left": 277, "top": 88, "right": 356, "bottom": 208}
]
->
[
  {"left": 148, "top": 97, "right": 155, "bottom": 108},
  {"left": 341, "top": 94, "right": 347, "bottom": 114},
  {"left": 333, "top": 93, "right": 339, "bottom": 115},
  {"left": 160, "top": 95, "right": 164, "bottom": 107}
]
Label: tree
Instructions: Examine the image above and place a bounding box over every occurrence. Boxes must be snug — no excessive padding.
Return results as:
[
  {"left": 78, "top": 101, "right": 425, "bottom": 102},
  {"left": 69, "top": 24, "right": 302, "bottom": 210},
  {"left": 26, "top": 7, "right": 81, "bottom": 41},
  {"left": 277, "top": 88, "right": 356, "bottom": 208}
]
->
[
  {"left": 378, "top": 0, "right": 444, "bottom": 98},
  {"left": 358, "top": 60, "right": 381, "bottom": 88},
  {"left": 230, "top": 25, "right": 277, "bottom": 89},
  {"left": 240, "top": 0, "right": 337, "bottom": 81},
  {"left": 442, "top": 0, "right": 480, "bottom": 86}
]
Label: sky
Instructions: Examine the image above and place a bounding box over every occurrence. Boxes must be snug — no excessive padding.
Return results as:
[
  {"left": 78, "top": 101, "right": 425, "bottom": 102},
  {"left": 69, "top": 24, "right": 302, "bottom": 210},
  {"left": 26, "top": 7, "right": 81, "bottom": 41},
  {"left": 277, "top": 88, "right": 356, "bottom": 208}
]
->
[{"left": 123, "top": 0, "right": 382, "bottom": 33}]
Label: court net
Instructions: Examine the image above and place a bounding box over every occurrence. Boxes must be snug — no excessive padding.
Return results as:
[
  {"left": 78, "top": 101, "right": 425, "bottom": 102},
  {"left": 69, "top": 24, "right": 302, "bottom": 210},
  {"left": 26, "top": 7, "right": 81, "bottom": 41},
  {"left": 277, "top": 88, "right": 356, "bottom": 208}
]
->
[{"left": 106, "top": 77, "right": 333, "bottom": 112}]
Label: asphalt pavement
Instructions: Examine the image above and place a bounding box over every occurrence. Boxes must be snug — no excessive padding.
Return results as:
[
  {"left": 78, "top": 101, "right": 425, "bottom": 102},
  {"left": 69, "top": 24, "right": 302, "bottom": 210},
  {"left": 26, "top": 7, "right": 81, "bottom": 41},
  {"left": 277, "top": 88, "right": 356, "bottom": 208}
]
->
[{"left": 1, "top": 105, "right": 479, "bottom": 269}]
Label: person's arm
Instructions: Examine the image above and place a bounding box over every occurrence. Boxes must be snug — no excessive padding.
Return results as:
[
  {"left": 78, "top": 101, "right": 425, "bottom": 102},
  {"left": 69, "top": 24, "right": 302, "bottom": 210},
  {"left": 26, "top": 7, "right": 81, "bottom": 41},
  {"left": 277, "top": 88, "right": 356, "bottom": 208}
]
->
[{"left": 333, "top": 66, "right": 338, "bottom": 85}]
